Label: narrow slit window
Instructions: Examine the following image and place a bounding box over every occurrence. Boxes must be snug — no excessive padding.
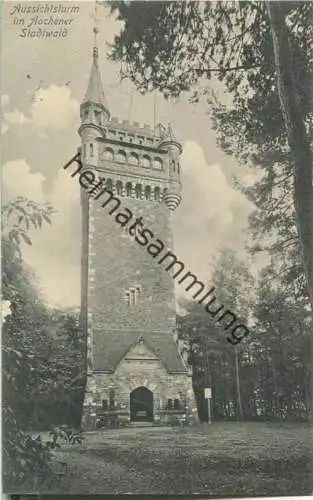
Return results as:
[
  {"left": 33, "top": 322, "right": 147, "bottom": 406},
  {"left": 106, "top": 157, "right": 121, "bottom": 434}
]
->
[
  {"left": 116, "top": 181, "right": 123, "bottom": 196},
  {"left": 109, "top": 389, "right": 115, "bottom": 409},
  {"left": 106, "top": 179, "right": 113, "bottom": 192},
  {"left": 135, "top": 184, "right": 142, "bottom": 199},
  {"left": 126, "top": 183, "right": 132, "bottom": 197}
]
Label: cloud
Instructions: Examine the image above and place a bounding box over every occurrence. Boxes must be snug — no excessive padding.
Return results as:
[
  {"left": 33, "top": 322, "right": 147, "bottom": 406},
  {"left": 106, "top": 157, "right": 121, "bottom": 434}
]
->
[
  {"left": 3, "top": 158, "right": 45, "bottom": 202},
  {"left": 1, "top": 94, "right": 10, "bottom": 107},
  {"left": 30, "top": 85, "right": 79, "bottom": 131},
  {"left": 173, "top": 140, "right": 254, "bottom": 290},
  {"left": 1, "top": 122, "right": 9, "bottom": 135},
  {"left": 2, "top": 95, "right": 29, "bottom": 134},
  {"left": 4, "top": 109, "right": 30, "bottom": 125},
  {"left": 242, "top": 174, "right": 256, "bottom": 187},
  {"left": 3, "top": 159, "right": 81, "bottom": 308},
  {"left": 2, "top": 85, "right": 79, "bottom": 134}
]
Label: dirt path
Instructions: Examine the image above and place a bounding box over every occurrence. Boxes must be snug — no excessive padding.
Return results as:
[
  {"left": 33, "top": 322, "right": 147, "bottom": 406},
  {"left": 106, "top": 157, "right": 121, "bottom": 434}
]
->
[
  {"left": 20, "top": 423, "right": 313, "bottom": 495},
  {"left": 49, "top": 449, "right": 153, "bottom": 494}
]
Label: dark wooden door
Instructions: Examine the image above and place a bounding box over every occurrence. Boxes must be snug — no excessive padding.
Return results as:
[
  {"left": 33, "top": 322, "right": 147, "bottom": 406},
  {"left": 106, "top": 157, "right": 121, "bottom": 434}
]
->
[{"left": 130, "top": 386, "right": 153, "bottom": 422}]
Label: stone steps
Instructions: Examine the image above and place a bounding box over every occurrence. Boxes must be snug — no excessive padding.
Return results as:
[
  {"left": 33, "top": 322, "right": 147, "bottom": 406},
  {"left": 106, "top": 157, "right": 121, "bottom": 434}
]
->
[{"left": 129, "top": 421, "right": 155, "bottom": 427}]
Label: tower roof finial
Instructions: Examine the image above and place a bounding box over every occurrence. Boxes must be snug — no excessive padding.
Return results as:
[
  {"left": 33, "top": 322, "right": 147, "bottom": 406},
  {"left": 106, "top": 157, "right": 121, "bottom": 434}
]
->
[{"left": 93, "top": 2, "right": 99, "bottom": 62}]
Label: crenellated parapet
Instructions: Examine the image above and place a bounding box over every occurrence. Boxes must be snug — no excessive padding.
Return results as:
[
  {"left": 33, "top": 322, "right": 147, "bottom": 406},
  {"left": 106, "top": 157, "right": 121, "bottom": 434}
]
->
[{"left": 79, "top": 50, "right": 183, "bottom": 214}]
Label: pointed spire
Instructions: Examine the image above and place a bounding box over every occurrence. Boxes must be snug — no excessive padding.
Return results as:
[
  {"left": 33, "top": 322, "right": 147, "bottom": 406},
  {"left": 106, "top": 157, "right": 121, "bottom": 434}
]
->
[{"left": 82, "top": 3, "right": 108, "bottom": 111}]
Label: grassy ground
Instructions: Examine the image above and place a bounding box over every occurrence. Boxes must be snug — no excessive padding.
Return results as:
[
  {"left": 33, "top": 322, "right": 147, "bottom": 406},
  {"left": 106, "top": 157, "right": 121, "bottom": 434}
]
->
[{"left": 14, "top": 422, "right": 313, "bottom": 496}]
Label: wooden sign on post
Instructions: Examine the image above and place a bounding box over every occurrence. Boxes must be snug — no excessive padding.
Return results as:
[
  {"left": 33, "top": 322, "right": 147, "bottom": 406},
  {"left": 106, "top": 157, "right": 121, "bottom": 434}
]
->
[
  {"left": 204, "top": 388, "right": 212, "bottom": 424},
  {"left": 204, "top": 388, "right": 212, "bottom": 399}
]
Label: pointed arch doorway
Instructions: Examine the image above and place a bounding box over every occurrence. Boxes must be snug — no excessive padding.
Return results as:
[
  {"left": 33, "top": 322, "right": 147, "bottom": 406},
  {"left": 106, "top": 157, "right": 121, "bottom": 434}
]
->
[{"left": 130, "top": 386, "right": 153, "bottom": 422}]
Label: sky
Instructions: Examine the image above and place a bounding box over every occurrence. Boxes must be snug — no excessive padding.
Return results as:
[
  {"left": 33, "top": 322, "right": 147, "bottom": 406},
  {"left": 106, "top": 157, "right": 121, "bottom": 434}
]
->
[{"left": 1, "top": 0, "right": 265, "bottom": 309}]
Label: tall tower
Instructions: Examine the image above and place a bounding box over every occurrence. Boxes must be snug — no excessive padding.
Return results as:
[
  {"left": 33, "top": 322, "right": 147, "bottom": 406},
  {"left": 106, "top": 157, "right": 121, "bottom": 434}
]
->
[{"left": 79, "top": 27, "right": 198, "bottom": 429}]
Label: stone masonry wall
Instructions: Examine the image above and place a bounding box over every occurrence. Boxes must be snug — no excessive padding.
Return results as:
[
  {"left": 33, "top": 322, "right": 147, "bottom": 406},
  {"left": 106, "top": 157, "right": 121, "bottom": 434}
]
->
[{"left": 82, "top": 343, "right": 198, "bottom": 429}]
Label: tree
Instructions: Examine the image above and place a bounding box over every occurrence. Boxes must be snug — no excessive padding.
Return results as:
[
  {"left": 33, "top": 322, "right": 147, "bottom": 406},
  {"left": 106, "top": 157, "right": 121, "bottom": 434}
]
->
[
  {"left": 177, "top": 247, "right": 255, "bottom": 421},
  {"left": 34, "top": 308, "right": 85, "bottom": 429},
  {"left": 2, "top": 197, "right": 55, "bottom": 488},
  {"left": 266, "top": 1, "right": 313, "bottom": 310},
  {"left": 210, "top": 248, "right": 255, "bottom": 420},
  {"left": 253, "top": 268, "right": 312, "bottom": 420},
  {"left": 178, "top": 246, "right": 312, "bottom": 422},
  {"left": 107, "top": 1, "right": 313, "bottom": 312}
]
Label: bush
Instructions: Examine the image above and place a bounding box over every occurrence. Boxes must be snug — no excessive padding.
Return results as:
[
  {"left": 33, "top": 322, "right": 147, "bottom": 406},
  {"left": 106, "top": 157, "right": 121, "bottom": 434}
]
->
[
  {"left": 49, "top": 425, "right": 84, "bottom": 445},
  {"left": 3, "top": 406, "right": 53, "bottom": 490}
]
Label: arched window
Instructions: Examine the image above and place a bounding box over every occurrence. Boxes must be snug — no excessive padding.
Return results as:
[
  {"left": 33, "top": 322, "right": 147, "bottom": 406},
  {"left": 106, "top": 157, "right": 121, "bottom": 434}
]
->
[
  {"left": 126, "top": 182, "right": 132, "bottom": 197},
  {"left": 109, "top": 389, "right": 115, "bottom": 409},
  {"left": 142, "top": 155, "right": 151, "bottom": 168},
  {"left": 166, "top": 398, "right": 173, "bottom": 410},
  {"left": 116, "top": 181, "right": 123, "bottom": 196},
  {"left": 95, "top": 110, "right": 102, "bottom": 125},
  {"left": 153, "top": 157, "right": 163, "bottom": 170},
  {"left": 129, "top": 153, "right": 139, "bottom": 166},
  {"left": 145, "top": 185, "right": 151, "bottom": 200},
  {"left": 106, "top": 179, "right": 113, "bottom": 192},
  {"left": 174, "top": 398, "right": 181, "bottom": 410},
  {"left": 102, "top": 399, "right": 108, "bottom": 410},
  {"left": 154, "top": 187, "right": 160, "bottom": 201},
  {"left": 103, "top": 148, "right": 114, "bottom": 161},
  {"left": 90, "top": 143, "right": 94, "bottom": 157},
  {"left": 135, "top": 184, "right": 142, "bottom": 199},
  {"left": 116, "top": 150, "right": 126, "bottom": 163}
]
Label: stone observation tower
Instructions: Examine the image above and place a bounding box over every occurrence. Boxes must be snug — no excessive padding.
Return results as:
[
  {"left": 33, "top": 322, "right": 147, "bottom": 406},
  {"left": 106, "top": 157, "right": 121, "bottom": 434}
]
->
[{"left": 79, "top": 30, "right": 198, "bottom": 429}]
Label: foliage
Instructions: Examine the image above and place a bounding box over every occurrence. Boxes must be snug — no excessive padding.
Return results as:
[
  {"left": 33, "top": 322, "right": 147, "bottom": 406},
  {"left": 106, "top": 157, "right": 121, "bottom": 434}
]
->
[
  {"left": 107, "top": 4, "right": 313, "bottom": 422},
  {"left": 26, "top": 309, "right": 85, "bottom": 430},
  {"left": 177, "top": 245, "right": 311, "bottom": 422},
  {"left": 49, "top": 425, "right": 85, "bottom": 446},
  {"left": 2, "top": 406, "right": 53, "bottom": 488},
  {"left": 177, "top": 248, "right": 255, "bottom": 421},
  {"left": 2, "top": 196, "right": 54, "bottom": 256},
  {"left": 252, "top": 269, "right": 312, "bottom": 420},
  {"left": 2, "top": 197, "right": 58, "bottom": 489},
  {"left": 107, "top": 1, "right": 313, "bottom": 309}
]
